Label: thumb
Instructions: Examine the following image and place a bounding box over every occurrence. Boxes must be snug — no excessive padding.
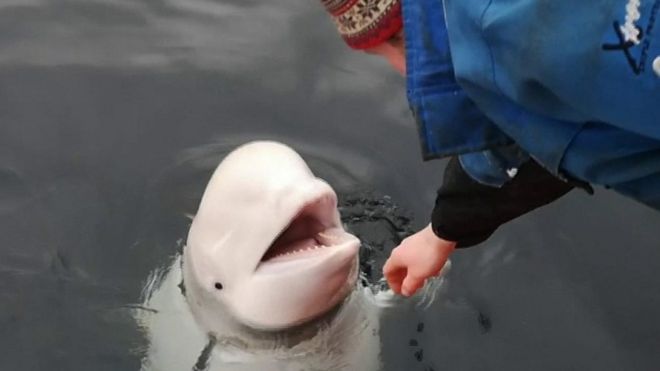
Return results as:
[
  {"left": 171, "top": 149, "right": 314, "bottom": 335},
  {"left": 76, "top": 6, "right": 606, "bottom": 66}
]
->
[{"left": 401, "top": 274, "right": 424, "bottom": 297}]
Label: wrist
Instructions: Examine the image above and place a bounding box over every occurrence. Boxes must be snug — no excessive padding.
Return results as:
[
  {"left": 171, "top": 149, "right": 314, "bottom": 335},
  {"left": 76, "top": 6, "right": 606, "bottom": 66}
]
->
[{"left": 423, "top": 224, "right": 457, "bottom": 250}]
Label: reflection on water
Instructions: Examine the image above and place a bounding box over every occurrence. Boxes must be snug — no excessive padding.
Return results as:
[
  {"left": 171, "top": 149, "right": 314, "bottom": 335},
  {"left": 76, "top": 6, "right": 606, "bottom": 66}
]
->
[{"left": 135, "top": 257, "right": 381, "bottom": 371}]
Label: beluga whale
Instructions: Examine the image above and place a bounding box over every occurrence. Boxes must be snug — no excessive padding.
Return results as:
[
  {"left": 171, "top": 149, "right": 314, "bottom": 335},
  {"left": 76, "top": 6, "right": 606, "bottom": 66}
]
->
[
  {"left": 184, "top": 140, "right": 361, "bottom": 331},
  {"left": 134, "top": 141, "right": 449, "bottom": 371}
]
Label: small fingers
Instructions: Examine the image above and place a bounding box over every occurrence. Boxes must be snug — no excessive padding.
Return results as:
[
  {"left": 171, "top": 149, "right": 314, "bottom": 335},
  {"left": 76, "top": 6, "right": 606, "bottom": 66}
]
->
[
  {"left": 386, "top": 269, "right": 406, "bottom": 294},
  {"left": 383, "top": 255, "right": 407, "bottom": 294},
  {"left": 401, "top": 274, "right": 425, "bottom": 297},
  {"left": 382, "top": 249, "right": 403, "bottom": 275}
]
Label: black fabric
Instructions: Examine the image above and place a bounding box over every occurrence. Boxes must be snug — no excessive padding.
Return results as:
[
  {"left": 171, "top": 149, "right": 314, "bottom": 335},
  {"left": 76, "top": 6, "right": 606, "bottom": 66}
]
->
[{"left": 431, "top": 157, "right": 576, "bottom": 248}]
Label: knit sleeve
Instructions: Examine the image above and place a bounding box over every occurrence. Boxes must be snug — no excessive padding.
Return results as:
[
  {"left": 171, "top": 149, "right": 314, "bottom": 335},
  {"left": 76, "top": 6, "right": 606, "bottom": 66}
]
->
[{"left": 431, "top": 156, "right": 576, "bottom": 247}]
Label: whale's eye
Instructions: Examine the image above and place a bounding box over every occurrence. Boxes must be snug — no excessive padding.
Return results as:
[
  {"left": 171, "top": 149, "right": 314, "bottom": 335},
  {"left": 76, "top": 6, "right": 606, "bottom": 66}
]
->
[{"left": 214, "top": 282, "right": 223, "bottom": 290}]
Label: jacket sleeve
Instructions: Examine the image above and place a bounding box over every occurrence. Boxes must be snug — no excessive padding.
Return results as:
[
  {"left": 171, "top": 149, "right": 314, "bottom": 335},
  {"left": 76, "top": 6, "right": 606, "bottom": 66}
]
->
[
  {"left": 444, "top": 0, "right": 660, "bottom": 142},
  {"left": 431, "top": 156, "right": 576, "bottom": 247}
]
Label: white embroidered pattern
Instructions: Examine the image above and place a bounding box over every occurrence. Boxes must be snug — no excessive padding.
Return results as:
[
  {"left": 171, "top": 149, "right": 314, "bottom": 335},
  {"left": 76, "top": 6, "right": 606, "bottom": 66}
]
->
[
  {"left": 334, "top": 0, "right": 397, "bottom": 37},
  {"left": 621, "top": 0, "right": 643, "bottom": 44}
]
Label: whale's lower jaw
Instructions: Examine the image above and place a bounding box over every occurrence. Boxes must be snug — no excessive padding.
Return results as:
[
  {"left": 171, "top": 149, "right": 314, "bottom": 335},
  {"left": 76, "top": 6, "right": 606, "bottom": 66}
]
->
[
  {"left": 232, "top": 238, "right": 360, "bottom": 331},
  {"left": 236, "top": 251, "right": 359, "bottom": 332}
]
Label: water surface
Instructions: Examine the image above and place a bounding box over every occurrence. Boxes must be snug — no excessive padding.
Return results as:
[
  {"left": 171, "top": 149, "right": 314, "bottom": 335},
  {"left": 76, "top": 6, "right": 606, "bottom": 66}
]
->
[{"left": 1, "top": 1, "right": 660, "bottom": 370}]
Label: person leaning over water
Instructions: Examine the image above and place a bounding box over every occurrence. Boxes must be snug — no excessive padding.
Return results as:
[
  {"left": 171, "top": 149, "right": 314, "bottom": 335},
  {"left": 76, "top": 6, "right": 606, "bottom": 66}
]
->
[{"left": 317, "top": 0, "right": 660, "bottom": 297}]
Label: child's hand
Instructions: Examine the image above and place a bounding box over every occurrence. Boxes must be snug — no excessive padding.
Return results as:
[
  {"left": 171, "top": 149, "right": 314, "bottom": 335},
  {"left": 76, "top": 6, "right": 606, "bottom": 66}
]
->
[{"left": 383, "top": 224, "right": 456, "bottom": 297}]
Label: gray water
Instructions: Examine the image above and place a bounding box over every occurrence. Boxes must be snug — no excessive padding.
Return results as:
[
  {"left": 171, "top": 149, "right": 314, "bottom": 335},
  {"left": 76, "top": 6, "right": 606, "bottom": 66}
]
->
[{"left": 1, "top": 1, "right": 660, "bottom": 370}]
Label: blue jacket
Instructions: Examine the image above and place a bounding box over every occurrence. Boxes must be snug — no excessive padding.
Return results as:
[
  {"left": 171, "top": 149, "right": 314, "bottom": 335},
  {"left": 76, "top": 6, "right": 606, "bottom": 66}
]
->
[{"left": 403, "top": 0, "right": 660, "bottom": 209}]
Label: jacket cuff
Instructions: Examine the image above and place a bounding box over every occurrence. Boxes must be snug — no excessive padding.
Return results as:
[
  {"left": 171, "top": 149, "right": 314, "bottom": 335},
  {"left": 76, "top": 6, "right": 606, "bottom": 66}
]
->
[{"left": 430, "top": 156, "right": 576, "bottom": 248}]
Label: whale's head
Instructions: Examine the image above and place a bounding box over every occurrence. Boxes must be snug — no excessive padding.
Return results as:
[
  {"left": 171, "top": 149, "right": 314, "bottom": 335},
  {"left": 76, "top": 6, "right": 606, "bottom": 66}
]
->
[{"left": 182, "top": 141, "right": 360, "bottom": 332}]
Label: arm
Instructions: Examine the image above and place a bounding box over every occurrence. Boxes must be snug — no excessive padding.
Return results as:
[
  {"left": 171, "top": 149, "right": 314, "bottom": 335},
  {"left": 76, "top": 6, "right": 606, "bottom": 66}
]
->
[
  {"left": 432, "top": 156, "right": 576, "bottom": 247},
  {"left": 384, "top": 156, "right": 577, "bottom": 296}
]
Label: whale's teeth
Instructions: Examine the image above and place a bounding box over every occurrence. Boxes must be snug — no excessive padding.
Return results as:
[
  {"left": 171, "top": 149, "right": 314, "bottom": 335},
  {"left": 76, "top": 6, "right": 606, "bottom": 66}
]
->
[{"left": 265, "top": 241, "right": 335, "bottom": 262}]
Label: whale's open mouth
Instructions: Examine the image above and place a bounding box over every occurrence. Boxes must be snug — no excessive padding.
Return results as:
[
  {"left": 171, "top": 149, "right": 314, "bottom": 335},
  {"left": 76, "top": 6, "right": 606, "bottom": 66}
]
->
[{"left": 259, "top": 193, "right": 354, "bottom": 265}]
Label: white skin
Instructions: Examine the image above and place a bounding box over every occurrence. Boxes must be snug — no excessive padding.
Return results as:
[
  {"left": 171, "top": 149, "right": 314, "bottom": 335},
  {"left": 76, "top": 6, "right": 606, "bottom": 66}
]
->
[
  {"left": 364, "top": 31, "right": 458, "bottom": 297},
  {"left": 183, "top": 141, "right": 361, "bottom": 331}
]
